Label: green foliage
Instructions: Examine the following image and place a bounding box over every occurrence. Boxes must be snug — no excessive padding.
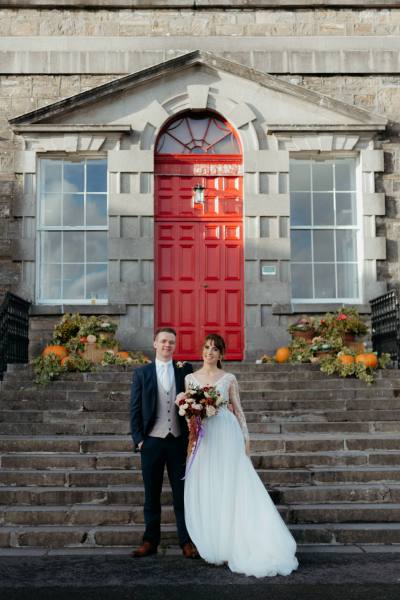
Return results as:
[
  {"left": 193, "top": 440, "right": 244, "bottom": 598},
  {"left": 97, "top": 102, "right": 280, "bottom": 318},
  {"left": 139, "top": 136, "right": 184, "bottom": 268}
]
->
[
  {"left": 34, "top": 353, "right": 65, "bottom": 385},
  {"left": 288, "top": 338, "right": 313, "bottom": 363},
  {"left": 319, "top": 352, "right": 375, "bottom": 385},
  {"left": 62, "top": 354, "right": 93, "bottom": 373}
]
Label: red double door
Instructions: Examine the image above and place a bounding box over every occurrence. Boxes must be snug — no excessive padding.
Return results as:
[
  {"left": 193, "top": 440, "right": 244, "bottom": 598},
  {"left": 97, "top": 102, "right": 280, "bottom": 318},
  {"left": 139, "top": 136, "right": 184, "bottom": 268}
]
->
[{"left": 155, "top": 156, "right": 244, "bottom": 360}]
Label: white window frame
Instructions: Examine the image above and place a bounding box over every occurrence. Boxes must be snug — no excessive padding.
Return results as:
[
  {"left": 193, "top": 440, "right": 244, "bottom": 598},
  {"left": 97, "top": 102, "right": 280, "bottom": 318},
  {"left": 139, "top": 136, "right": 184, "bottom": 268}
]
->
[
  {"left": 290, "top": 152, "right": 363, "bottom": 304},
  {"left": 36, "top": 154, "right": 109, "bottom": 305}
]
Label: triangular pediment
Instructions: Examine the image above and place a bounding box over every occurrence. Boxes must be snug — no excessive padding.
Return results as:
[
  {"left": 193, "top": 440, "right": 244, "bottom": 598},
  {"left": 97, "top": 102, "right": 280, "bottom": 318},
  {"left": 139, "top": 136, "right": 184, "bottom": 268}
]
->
[{"left": 9, "top": 50, "right": 387, "bottom": 131}]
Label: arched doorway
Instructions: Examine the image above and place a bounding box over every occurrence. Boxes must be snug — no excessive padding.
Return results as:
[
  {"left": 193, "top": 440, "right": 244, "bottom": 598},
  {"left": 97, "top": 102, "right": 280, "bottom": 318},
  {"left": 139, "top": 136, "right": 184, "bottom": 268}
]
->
[{"left": 154, "top": 111, "right": 244, "bottom": 360}]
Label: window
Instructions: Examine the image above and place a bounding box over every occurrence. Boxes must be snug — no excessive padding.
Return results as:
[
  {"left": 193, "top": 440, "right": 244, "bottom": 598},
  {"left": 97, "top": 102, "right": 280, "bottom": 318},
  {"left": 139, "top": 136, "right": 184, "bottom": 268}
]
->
[
  {"left": 37, "top": 157, "right": 108, "bottom": 304},
  {"left": 156, "top": 112, "right": 240, "bottom": 155},
  {"left": 290, "top": 157, "right": 360, "bottom": 302}
]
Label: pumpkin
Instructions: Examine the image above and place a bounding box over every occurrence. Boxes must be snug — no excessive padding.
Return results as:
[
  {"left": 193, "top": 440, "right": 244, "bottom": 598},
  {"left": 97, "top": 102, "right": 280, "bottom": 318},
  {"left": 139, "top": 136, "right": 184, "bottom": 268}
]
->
[
  {"left": 116, "top": 351, "right": 130, "bottom": 360},
  {"left": 61, "top": 356, "right": 71, "bottom": 366},
  {"left": 42, "top": 345, "right": 68, "bottom": 360},
  {"left": 355, "top": 352, "right": 378, "bottom": 369},
  {"left": 338, "top": 354, "right": 354, "bottom": 366},
  {"left": 86, "top": 334, "right": 97, "bottom": 344},
  {"left": 274, "top": 347, "right": 290, "bottom": 363}
]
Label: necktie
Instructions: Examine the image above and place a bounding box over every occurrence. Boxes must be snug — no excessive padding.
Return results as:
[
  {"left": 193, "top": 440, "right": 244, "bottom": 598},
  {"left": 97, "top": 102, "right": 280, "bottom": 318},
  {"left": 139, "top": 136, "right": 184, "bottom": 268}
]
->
[{"left": 161, "top": 364, "right": 171, "bottom": 390}]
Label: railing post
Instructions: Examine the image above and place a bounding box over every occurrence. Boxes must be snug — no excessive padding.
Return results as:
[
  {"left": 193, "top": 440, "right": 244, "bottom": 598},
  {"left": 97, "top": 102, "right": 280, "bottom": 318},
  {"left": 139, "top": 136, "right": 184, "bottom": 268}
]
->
[
  {"left": 0, "top": 292, "right": 31, "bottom": 380},
  {"left": 370, "top": 290, "right": 400, "bottom": 368}
]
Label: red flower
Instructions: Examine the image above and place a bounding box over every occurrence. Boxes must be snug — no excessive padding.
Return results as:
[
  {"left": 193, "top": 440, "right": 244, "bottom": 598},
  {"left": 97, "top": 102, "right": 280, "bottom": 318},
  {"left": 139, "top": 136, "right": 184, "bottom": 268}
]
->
[{"left": 337, "top": 314, "right": 347, "bottom": 321}]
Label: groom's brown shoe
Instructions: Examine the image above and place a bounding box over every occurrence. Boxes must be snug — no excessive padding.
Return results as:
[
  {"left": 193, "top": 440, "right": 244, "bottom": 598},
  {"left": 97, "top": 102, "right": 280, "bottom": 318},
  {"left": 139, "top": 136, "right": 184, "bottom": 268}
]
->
[
  {"left": 130, "top": 541, "right": 158, "bottom": 558},
  {"left": 182, "top": 542, "right": 200, "bottom": 559}
]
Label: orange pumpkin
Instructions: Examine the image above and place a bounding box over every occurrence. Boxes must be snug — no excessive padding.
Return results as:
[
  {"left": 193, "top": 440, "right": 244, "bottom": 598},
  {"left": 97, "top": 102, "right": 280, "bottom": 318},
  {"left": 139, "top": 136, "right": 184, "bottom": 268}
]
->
[
  {"left": 116, "top": 351, "right": 130, "bottom": 360},
  {"left": 61, "top": 356, "right": 71, "bottom": 366},
  {"left": 338, "top": 354, "right": 354, "bottom": 366},
  {"left": 274, "top": 347, "right": 290, "bottom": 363},
  {"left": 42, "top": 345, "right": 68, "bottom": 360},
  {"left": 355, "top": 352, "right": 378, "bottom": 369}
]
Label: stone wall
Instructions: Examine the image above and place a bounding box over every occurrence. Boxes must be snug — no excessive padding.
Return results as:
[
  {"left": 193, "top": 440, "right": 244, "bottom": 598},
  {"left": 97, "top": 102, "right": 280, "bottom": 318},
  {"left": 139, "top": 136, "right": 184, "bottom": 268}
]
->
[{"left": 1, "top": 3, "right": 400, "bottom": 356}]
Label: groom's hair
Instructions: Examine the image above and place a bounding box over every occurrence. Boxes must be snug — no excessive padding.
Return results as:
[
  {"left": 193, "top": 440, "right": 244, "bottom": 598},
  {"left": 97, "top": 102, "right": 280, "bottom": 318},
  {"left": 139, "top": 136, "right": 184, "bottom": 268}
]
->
[{"left": 154, "top": 327, "right": 177, "bottom": 340}]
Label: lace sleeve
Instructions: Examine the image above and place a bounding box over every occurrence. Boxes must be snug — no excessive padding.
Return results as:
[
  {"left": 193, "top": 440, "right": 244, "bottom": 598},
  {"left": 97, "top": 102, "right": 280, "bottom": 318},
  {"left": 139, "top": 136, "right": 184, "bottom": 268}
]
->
[{"left": 229, "top": 375, "right": 249, "bottom": 444}]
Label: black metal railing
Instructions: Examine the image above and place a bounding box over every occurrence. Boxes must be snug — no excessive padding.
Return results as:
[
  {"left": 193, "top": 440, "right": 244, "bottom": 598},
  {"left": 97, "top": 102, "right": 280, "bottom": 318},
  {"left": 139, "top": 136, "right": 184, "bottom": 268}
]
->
[
  {"left": 0, "top": 292, "right": 31, "bottom": 380},
  {"left": 370, "top": 290, "right": 400, "bottom": 368}
]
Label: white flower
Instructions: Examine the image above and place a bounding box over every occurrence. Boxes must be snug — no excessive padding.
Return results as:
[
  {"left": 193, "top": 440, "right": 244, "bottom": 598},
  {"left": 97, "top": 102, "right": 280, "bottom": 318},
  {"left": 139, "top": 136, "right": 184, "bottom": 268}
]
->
[
  {"left": 206, "top": 405, "right": 217, "bottom": 417},
  {"left": 179, "top": 409, "right": 186, "bottom": 416},
  {"left": 101, "top": 322, "right": 111, "bottom": 328},
  {"left": 193, "top": 403, "right": 202, "bottom": 411},
  {"left": 182, "top": 403, "right": 188, "bottom": 410}
]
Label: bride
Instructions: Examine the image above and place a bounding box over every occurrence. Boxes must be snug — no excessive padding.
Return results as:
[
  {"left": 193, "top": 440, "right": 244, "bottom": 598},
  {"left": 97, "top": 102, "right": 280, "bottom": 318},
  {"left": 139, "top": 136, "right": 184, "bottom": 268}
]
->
[{"left": 182, "top": 333, "right": 298, "bottom": 578}]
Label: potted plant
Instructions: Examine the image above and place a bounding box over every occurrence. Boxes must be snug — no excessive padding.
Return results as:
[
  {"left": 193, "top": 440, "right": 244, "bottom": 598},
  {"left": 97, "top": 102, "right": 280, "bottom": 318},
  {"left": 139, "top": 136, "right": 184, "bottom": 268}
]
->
[
  {"left": 317, "top": 307, "right": 368, "bottom": 343},
  {"left": 288, "top": 316, "right": 316, "bottom": 342}
]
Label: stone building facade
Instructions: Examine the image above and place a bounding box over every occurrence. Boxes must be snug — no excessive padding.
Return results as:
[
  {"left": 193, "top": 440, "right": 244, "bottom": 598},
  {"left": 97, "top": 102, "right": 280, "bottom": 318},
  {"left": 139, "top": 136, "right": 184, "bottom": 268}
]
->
[{"left": 1, "top": 1, "right": 399, "bottom": 358}]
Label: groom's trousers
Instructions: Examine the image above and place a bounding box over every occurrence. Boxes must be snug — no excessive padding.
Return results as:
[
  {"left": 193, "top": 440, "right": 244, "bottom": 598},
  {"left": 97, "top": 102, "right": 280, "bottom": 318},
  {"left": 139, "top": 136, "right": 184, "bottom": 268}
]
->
[{"left": 140, "top": 433, "right": 190, "bottom": 547}]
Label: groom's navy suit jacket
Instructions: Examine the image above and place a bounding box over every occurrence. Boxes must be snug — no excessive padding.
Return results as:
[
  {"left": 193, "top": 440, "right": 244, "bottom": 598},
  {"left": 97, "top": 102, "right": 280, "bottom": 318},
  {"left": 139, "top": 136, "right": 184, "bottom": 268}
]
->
[{"left": 130, "top": 361, "right": 193, "bottom": 451}]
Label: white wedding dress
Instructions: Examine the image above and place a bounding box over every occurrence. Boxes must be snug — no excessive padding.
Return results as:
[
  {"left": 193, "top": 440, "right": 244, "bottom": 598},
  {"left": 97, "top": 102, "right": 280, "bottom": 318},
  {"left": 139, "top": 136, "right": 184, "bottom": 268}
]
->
[{"left": 184, "top": 372, "right": 298, "bottom": 578}]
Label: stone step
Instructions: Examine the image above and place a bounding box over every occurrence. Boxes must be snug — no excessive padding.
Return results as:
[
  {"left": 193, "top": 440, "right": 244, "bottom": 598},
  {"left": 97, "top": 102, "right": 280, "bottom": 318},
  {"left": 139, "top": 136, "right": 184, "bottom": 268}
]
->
[
  {"left": 2, "top": 502, "right": 400, "bottom": 527},
  {"left": 1, "top": 522, "right": 400, "bottom": 548},
  {"left": 3, "top": 420, "right": 400, "bottom": 436},
  {"left": 3, "top": 433, "right": 400, "bottom": 454},
  {"left": 2, "top": 481, "right": 400, "bottom": 506},
  {"left": 3, "top": 466, "right": 400, "bottom": 488},
  {"left": 4, "top": 407, "right": 400, "bottom": 425},
  {"left": 3, "top": 450, "right": 400, "bottom": 472},
  {"left": 5, "top": 450, "right": 400, "bottom": 471}
]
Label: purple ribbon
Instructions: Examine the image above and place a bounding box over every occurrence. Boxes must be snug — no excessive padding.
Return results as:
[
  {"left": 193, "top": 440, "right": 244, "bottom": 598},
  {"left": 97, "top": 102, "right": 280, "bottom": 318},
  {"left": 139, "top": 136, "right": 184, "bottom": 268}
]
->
[{"left": 183, "top": 416, "right": 205, "bottom": 479}]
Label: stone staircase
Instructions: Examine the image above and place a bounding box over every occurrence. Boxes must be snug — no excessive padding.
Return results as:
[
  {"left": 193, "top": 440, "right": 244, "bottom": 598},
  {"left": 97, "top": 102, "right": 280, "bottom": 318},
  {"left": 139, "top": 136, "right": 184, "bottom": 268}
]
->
[{"left": 1, "top": 362, "right": 400, "bottom": 553}]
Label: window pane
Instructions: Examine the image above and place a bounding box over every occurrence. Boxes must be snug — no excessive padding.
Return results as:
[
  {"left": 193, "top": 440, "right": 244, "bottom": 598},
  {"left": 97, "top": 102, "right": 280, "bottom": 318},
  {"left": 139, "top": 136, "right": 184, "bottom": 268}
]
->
[
  {"left": 313, "top": 192, "right": 334, "bottom": 226},
  {"left": 87, "top": 194, "right": 107, "bottom": 226},
  {"left": 63, "top": 161, "right": 84, "bottom": 193},
  {"left": 86, "top": 264, "right": 108, "bottom": 300},
  {"left": 335, "top": 159, "right": 356, "bottom": 191},
  {"left": 41, "top": 263, "right": 61, "bottom": 300},
  {"left": 337, "top": 263, "right": 359, "bottom": 298},
  {"left": 312, "top": 161, "right": 333, "bottom": 191},
  {"left": 315, "top": 263, "right": 336, "bottom": 298},
  {"left": 41, "top": 159, "right": 62, "bottom": 193},
  {"left": 313, "top": 230, "right": 334, "bottom": 262},
  {"left": 336, "top": 230, "right": 357, "bottom": 261},
  {"left": 63, "top": 231, "right": 84, "bottom": 263},
  {"left": 290, "top": 192, "right": 311, "bottom": 226},
  {"left": 87, "top": 159, "right": 107, "bottom": 192},
  {"left": 290, "top": 161, "right": 311, "bottom": 191},
  {"left": 41, "top": 193, "right": 62, "bottom": 226},
  {"left": 87, "top": 231, "right": 107, "bottom": 262},
  {"left": 291, "top": 264, "right": 313, "bottom": 298},
  {"left": 336, "top": 192, "right": 357, "bottom": 226},
  {"left": 42, "top": 231, "right": 61, "bottom": 263},
  {"left": 63, "top": 264, "right": 84, "bottom": 299},
  {"left": 291, "top": 230, "right": 312, "bottom": 262},
  {"left": 63, "top": 194, "right": 84, "bottom": 226}
]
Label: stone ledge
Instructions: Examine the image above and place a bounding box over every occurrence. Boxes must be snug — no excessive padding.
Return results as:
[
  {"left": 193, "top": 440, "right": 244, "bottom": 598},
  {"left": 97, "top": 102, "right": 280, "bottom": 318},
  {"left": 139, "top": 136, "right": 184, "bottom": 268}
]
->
[
  {"left": 272, "top": 303, "right": 372, "bottom": 314},
  {"left": 30, "top": 304, "right": 127, "bottom": 315},
  {"left": 2, "top": 1, "right": 399, "bottom": 7}
]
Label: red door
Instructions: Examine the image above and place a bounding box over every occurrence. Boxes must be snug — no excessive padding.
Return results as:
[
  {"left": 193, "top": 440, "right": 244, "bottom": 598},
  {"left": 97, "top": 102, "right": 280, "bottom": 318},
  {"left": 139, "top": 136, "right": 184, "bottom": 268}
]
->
[{"left": 154, "top": 112, "right": 243, "bottom": 360}]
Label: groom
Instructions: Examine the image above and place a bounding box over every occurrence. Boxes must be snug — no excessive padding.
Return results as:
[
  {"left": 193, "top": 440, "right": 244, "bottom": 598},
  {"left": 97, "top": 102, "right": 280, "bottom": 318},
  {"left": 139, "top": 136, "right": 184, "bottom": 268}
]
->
[{"left": 130, "top": 327, "right": 198, "bottom": 558}]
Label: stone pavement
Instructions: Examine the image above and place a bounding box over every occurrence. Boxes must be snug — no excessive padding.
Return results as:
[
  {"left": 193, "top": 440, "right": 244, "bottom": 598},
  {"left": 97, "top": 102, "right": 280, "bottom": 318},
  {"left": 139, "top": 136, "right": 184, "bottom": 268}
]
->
[{"left": 1, "top": 550, "right": 400, "bottom": 600}]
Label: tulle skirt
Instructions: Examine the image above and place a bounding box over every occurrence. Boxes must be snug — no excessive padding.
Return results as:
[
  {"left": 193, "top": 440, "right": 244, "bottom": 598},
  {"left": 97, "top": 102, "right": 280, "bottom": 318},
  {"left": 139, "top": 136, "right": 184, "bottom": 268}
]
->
[{"left": 184, "top": 407, "right": 298, "bottom": 577}]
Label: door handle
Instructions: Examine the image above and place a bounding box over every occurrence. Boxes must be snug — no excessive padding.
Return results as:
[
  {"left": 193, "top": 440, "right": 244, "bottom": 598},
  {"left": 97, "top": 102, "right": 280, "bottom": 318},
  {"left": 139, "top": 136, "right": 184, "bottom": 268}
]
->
[{"left": 203, "top": 284, "right": 208, "bottom": 288}]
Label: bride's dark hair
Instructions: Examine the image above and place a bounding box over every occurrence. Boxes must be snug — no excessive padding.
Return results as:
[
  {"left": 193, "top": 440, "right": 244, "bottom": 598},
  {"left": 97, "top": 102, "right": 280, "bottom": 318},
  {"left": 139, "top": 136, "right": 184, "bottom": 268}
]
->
[{"left": 203, "top": 333, "right": 226, "bottom": 369}]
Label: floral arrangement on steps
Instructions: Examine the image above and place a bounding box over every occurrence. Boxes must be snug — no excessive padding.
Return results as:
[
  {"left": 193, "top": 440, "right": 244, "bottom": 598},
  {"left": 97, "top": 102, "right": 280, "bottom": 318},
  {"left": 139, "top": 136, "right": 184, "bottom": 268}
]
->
[
  {"left": 258, "top": 307, "right": 391, "bottom": 384},
  {"left": 34, "top": 313, "right": 150, "bottom": 384}
]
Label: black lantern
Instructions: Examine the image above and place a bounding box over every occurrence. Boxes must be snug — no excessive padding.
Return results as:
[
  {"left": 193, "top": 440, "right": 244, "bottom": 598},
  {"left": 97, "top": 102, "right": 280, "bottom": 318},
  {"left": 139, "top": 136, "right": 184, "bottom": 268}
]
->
[{"left": 193, "top": 183, "right": 205, "bottom": 206}]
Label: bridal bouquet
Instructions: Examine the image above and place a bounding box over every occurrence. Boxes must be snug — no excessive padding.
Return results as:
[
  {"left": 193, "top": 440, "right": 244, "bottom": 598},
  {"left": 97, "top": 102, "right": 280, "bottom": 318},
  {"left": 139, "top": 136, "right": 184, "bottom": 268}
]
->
[{"left": 175, "top": 385, "right": 224, "bottom": 471}]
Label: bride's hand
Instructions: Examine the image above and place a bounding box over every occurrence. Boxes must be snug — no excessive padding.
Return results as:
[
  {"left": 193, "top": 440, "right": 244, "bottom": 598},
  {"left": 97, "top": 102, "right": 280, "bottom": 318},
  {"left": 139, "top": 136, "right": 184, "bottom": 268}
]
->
[{"left": 245, "top": 440, "right": 251, "bottom": 457}]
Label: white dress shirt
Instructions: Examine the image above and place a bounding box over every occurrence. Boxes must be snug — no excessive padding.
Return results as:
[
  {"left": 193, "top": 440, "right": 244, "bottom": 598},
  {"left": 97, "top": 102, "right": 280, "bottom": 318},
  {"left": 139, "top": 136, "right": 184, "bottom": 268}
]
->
[{"left": 155, "top": 358, "right": 174, "bottom": 391}]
